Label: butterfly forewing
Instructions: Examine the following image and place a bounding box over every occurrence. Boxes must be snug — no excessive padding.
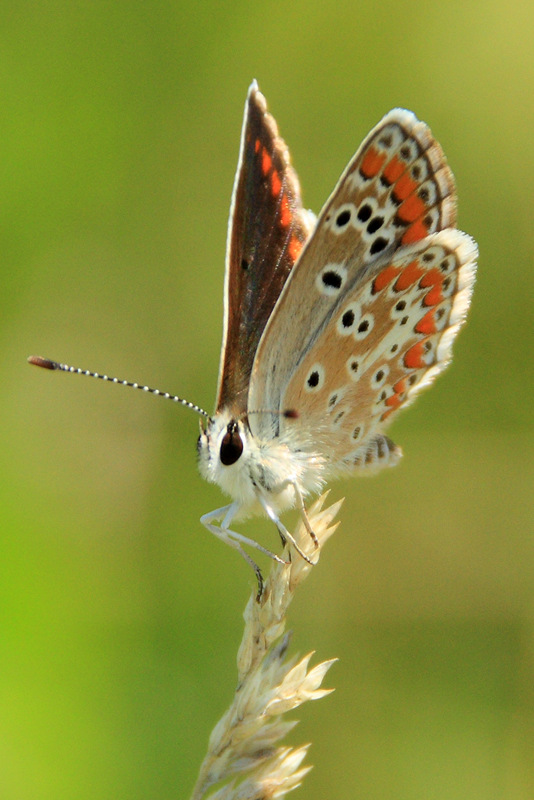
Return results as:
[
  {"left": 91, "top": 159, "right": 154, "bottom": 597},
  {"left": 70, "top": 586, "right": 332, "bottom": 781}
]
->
[
  {"left": 216, "top": 82, "right": 314, "bottom": 415},
  {"left": 248, "top": 109, "right": 477, "bottom": 470}
]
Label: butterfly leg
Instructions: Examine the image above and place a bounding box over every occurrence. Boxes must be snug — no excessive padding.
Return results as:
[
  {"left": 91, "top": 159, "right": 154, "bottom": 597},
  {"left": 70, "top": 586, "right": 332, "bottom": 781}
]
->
[
  {"left": 291, "top": 481, "right": 319, "bottom": 549},
  {"left": 257, "top": 495, "right": 317, "bottom": 566},
  {"left": 264, "top": 478, "right": 319, "bottom": 549},
  {"left": 200, "top": 504, "right": 288, "bottom": 596}
]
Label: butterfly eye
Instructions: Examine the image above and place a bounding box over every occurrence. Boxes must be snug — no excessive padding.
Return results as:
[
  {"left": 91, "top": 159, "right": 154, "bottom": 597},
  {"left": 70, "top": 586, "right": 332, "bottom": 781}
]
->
[{"left": 220, "top": 422, "right": 244, "bottom": 466}]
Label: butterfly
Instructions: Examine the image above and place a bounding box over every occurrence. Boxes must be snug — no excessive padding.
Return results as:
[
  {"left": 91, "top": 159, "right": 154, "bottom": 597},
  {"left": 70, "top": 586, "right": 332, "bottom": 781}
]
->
[
  {"left": 29, "top": 81, "right": 477, "bottom": 594},
  {"left": 196, "top": 81, "right": 477, "bottom": 587}
]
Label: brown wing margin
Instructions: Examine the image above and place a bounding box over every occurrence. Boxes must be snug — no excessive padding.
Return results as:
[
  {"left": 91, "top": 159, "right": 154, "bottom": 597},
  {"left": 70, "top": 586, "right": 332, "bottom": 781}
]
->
[{"left": 215, "top": 82, "right": 314, "bottom": 415}]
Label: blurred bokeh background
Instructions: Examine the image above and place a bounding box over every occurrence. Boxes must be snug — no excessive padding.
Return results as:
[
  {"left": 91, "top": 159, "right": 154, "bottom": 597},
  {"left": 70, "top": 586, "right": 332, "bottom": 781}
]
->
[{"left": 1, "top": 2, "right": 533, "bottom": 798}]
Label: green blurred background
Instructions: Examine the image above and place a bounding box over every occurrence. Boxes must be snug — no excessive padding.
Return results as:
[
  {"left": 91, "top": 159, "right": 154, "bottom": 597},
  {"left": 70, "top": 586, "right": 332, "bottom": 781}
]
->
[{"left": 1, "top": 1, "right": 533, "bottom": 798}]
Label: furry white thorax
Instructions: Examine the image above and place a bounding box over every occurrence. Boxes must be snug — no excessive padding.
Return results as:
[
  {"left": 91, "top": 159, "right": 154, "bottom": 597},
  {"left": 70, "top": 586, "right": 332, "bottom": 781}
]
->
[{"left": 197, "top": 409, "right": 326, "bottom": 522}]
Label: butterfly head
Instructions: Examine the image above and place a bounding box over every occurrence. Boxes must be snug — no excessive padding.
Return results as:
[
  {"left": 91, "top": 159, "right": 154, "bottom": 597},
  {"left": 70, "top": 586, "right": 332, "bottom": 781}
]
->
[
  {"left": 198, "top": 409, "right": 247, "bottom": 476},
  {"left": 197, "top": 403, "right": 330, "bottom": 520}
]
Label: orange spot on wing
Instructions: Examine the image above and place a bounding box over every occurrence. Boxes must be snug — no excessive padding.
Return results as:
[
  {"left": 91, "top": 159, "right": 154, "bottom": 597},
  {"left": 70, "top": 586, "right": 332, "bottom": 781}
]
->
[
  {"left": 423, "top": 284, "right": 443, "bottom": 307},
  {"left": 393, "top": 172, "right": 418, "bottom": 202},
  {"left": 372, "top": 265, "right": 401, "bottom": 293},
  {"left": 360, "top": 147, "right": 387, "bottom": 179},
  {"left": 382, "top": 155, "right": 405, "bottom": 185},
  {"left": 393, "top": 378, "right": 407, "bottom": 393},
  {"left": 401, "top": 218, "right": 429, "bottom": 244},
  {"left": 280, "top": 193, "right": 291, "bottom": 227},
  {"left": 394, "top": 260, "right": 424, "bottom": 291},
  {"left": 397, "top": 194, "right": 426, "bottom": 223},
  {"left": 255, "top": 139, "right": 261, "bottom": 153},
  {"left": 419, "top": 267, "right": 443, "bottom": 287},
  {"left": 288, "top": 236, "right": 302, "bottom": 262},
  {"left": 381, "top": 408, "right": 395, "bottom": 421},
  {"left": 415, "top": 309, "right": 437, "bottom": 335},
  {"left": 404, "top": 342, "right": 426, "bottom": 369},
  {"left": 385, "top": 393, "right": 402, "bottom": 409},
  {"left": 271, "top": 170, "right": 282, "bottom": 197},
  {"left": 262, "top": 149, "right": 272, "bottom": 175}
]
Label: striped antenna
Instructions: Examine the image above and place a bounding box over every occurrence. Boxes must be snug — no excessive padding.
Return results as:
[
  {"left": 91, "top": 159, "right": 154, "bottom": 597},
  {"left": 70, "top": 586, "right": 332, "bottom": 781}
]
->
[{"left": 27, "top": 356, "right": 209, "bottom": 418}]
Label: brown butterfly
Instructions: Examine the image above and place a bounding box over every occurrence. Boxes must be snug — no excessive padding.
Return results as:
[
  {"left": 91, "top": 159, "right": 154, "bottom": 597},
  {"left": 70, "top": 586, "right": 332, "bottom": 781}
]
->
[
  {"left": 197, "top": 81, "right": 477, "bottom": 588},
  {"left": 30, "top": 82, "right": 477, "bottom": 592}
]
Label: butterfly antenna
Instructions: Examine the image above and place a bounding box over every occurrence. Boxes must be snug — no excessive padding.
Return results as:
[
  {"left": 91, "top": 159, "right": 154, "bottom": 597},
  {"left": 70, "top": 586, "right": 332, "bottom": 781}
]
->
[{"left": 27, "top": 356, "right": 209, "bottom": 418}]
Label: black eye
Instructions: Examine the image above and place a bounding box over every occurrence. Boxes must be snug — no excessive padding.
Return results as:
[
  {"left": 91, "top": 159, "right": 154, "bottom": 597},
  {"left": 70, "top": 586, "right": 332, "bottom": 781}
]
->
[{"left": 220, "top": 422, "right": 244, "bottom": 466}]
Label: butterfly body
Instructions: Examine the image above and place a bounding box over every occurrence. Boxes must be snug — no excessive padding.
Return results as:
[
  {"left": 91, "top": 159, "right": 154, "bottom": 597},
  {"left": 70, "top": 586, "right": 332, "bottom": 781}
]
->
[
  {"left": 198, "top": 412, "right": 325, "bottom": 521},
  {"left": 196, "top": 81, "right": 477, "bottom": 586}
]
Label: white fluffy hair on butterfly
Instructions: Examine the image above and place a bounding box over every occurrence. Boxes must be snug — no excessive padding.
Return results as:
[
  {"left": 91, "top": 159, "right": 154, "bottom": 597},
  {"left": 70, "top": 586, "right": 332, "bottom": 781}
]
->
[{"left": 197, "top": 410, "right": 326, "bottom": 519}]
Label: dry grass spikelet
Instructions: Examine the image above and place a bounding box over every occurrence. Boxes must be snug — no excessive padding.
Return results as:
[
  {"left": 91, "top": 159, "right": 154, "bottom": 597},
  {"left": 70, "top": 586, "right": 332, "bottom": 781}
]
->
[{"left": 189, "top": 493, "right": 343, "bottom": 800}]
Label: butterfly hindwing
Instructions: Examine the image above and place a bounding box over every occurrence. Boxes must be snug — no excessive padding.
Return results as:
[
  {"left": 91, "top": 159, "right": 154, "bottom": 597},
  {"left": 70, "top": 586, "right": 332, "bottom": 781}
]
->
[
  {"left": 216, "top": 82, "right": 314, "bottom": 415},
  {"left": 248, "top": 110, "right": 477, "bottom": 470},
  {"left": 279, "top": 230, "right": 477, "bottom": 472}
]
